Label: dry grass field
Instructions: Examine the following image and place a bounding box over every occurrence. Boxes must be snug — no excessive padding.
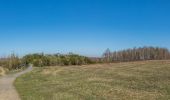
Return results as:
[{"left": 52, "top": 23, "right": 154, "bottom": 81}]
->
[{"left": 15, "top": 60, "right": 170, "bottom": 100}]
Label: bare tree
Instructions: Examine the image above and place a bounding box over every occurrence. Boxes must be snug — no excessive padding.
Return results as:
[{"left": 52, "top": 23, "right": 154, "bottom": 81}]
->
[{"left": 102, "top": 47, "right": 170, "bottom": 63}]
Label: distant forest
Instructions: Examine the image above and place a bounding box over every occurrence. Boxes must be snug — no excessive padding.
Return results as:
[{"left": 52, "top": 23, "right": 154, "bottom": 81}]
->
[
  {"left": 103, "top": 47, "right": 170, "bottom": 62},
  {"left": 0, "top": 46, "right": 170, "bottom": 70}
]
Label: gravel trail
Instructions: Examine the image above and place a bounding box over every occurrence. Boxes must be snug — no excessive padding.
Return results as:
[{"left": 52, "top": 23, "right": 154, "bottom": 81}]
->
[{"left": 0, "top": 66, "right": 32, "bottom": 100}]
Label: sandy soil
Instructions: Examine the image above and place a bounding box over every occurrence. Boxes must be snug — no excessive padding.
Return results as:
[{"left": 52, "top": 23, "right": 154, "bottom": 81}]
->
[{"left": 0, "top": 67, "right": 5, "bottom": 76}]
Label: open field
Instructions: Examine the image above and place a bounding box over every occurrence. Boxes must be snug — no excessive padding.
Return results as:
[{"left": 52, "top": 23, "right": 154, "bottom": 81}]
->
[{"left": 15, "top": 60, "right": 170, "bottom": 100}]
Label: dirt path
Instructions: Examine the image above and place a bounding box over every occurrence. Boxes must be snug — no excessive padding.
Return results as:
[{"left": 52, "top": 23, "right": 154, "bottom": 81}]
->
[{"left": 0, "top": 66, "right": 32, "bottom": 100}]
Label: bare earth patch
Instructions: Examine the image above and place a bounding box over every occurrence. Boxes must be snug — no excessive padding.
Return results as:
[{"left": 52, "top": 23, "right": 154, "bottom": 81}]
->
[{"left": 0, "top": 67, "right": 6, "bottom": 76}]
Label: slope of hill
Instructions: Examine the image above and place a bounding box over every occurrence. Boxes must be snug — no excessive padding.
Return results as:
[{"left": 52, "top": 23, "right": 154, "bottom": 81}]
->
[{"left": 15, "top": 60, "right": 170, "bottom": 100}]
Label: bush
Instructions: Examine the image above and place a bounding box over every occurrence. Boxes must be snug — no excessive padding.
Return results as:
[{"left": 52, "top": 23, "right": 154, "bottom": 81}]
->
[
  {"left": 22, "top": 53, "right": 93, "bottom": 67},
  {"left": 0, "top": 54, "right": 23, "bottom": 70}
]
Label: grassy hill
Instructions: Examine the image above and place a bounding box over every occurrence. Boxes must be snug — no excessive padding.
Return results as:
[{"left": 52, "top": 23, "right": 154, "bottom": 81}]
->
[{"left": 15, "top": 60, "right": 170, "bottom": 100}]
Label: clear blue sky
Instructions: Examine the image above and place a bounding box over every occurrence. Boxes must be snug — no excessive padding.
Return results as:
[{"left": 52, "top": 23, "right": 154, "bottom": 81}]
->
[{"left": 0, "top": 0, "right": 170, "bottom": 57}]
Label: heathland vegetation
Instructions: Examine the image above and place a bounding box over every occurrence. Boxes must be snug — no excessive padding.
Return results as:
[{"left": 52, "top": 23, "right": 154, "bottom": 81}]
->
[
  {"left": 15, "top": 60, "right": 170, "bottom": 100},
  {"left": 1, "top": 46, "right": 170, "bottom": 99},
  {"left": 0, "top": 53, "right": 93, "bottom": 71},
  {"left": 0, "top": 54, "right": 22, "bottom": 70},
  {"left": 0, "top": 46, "right": 170, "bottom": 70},
  {"left": 22, "top": 53, "right": 93, "bottom": 67}
]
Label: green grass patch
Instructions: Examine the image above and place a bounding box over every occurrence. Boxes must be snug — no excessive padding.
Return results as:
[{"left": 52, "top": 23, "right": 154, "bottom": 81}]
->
[{"left": 15, "top": 61, "right": 170, "bottom": 100}]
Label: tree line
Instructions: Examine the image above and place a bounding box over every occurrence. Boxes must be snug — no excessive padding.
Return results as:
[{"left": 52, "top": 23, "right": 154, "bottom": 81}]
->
[
  {"left": 0, "top": 53, "right": 93, "bottom": 70},
  {"left": 103, "top": 47, "right": 170, "bottom": 62},
  {"left": 1, "top": 46, "right": 170, "bottom": 70}
]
